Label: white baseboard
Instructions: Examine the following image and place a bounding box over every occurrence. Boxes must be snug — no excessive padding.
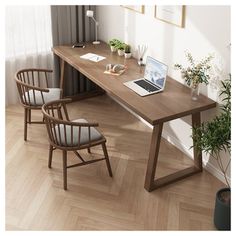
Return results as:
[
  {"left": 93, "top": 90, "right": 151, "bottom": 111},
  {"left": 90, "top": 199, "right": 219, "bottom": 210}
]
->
[{"left": 109, "top": 96, "right": 230, "bottom": 186}]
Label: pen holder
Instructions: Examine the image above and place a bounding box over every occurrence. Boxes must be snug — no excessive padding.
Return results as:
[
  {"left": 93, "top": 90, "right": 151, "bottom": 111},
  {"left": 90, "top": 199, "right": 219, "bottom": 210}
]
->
[{"left": 137, "top": 45, "right": 147, "bottom": 66}]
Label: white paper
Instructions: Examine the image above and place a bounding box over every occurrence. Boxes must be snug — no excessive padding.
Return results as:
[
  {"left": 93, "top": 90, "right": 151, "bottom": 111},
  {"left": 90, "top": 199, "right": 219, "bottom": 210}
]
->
[
  {"left": 80, "top": 53, "right": 106, "bottom": 62},
  {"left": 80, "top": 53, "right": 96, "bottom": 59},
  {"left": 89, "top": 55, "right": 106, "bottom": 62}
]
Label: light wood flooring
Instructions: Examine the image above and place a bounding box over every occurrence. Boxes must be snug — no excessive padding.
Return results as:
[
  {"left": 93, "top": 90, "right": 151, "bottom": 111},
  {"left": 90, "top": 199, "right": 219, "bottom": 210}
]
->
[{"left": 5, "top": 94, "right": 224, "bottom": 230}]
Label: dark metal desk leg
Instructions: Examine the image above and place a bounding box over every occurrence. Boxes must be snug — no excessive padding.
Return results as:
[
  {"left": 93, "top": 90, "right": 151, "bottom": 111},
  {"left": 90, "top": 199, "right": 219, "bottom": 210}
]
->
[{"left": 144, "top": 123, "right": 163, "bottom": 192}]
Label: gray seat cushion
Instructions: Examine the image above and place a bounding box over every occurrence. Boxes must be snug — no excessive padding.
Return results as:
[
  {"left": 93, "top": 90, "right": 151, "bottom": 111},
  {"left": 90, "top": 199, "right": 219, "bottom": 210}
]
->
[
  {"left": 24, "top": 88, "right": 61, "bottom": 105},
  {"left": 55, "top": 119, "right": 103, "bottom": 146}
]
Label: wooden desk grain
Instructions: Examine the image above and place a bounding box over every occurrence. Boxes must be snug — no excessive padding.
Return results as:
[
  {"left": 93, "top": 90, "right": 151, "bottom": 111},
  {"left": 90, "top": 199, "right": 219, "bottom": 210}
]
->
[
  {"left": 53, "top": 43, "right": 215, "bottom": 125},
  {"left": 52, "top": 42, "right": 216, "bottom": 191}
]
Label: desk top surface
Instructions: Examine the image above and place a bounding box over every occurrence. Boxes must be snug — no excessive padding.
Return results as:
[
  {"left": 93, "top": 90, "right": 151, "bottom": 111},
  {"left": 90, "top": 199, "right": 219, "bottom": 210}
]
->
[{"left": 53, "top": 42, "right": 216, "bottom": 125}]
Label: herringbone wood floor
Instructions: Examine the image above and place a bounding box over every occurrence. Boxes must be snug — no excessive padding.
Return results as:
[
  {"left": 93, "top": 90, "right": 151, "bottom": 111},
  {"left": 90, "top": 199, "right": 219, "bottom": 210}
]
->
[{"left": 6, "top": 95, "right": 224, "bottom": 230}]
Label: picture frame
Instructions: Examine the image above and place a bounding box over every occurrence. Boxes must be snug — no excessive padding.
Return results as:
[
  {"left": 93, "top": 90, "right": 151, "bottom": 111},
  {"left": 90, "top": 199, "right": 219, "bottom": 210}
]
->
[
  {"left": 155, "top": 6, "right": 185, "bottom": 28},
  {"left": 122, "top": 5, "right": 145, "bottom": 14}
]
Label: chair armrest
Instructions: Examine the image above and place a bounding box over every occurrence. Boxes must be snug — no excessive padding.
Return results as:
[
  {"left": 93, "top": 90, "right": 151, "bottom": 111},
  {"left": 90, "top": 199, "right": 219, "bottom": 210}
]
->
[
  {"left": 36, "top": 69, "right": 53, "bottom": 73},
  {"left": 15, "top": 78, "right": 49, "bottom": 92},
  {"left": 21, "top": 68, "right": 53, "bottom": 73}
]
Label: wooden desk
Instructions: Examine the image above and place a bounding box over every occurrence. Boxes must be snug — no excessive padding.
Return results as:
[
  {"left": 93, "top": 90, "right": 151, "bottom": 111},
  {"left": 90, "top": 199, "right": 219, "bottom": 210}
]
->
[{"left": 52, "top": 42, "right": 216, "bottom": 192}]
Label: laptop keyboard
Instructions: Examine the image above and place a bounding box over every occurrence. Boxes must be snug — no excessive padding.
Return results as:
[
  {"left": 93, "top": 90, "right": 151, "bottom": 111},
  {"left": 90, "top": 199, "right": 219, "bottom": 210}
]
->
[{"left": 134, "top": 80, "right": 160, "bottom": 92}]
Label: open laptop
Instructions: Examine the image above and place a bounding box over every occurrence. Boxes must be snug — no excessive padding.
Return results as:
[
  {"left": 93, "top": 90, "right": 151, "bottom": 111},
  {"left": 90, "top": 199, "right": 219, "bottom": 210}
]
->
[{"left": 123, "top": 56, "right": 168, "bottom": 97}]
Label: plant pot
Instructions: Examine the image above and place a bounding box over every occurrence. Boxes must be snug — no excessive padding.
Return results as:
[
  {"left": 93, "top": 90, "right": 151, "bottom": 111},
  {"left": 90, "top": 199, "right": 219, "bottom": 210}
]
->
[
  {"left": 117, "top": 49, "right": 124, "bottom": 56},
  {"left": 214, "top": 188, "right": 231, "bottom": 230},
  {"left": 110, "top": 46, "right": 117, "bottom": 52},
  {"left": 124, "top": 52, "right": 132, "bottom": 59}
]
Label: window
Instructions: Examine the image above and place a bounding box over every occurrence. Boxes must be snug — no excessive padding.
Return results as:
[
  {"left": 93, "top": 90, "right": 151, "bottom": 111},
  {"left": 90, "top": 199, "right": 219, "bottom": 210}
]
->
[{"left": 5, "top": 6, "right": 52, "bottom": 59}]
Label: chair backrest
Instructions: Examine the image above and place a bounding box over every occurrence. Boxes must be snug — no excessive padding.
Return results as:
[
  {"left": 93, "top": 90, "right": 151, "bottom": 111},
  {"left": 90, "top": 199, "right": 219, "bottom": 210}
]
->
[
  {"left": 42, "top": 99, "right": 100, "bottom": 150},
  {"left": 15, "top": 68, "right": 52, "bottom": 107}
]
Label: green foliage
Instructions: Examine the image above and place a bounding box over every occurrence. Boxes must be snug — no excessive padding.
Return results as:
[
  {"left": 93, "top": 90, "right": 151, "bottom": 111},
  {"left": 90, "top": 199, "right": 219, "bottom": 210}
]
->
[
  {"left": 108, "top": 39, "right": 131, "bottom": 52},
  {"left": 220, "top": 78, "right": 231, "bottom": 114},
  {"left": 174, "top": 52, "right": 213, "bottom": 88},
  {"left": 192, "top": 77, "right": 231, "bottom": 187},
  {"left": 115, "top": 41, "right": 125, "bottom": 50},
  {"left": 192, "top": 112, "right": 231, "bottom": 155},
  {"left": 108, "top": 39, "right": 120, "bottom": 47}
]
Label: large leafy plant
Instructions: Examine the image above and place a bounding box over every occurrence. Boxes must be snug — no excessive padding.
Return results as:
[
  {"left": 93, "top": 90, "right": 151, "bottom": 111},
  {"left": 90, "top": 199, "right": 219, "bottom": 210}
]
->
[{"left": 192, "top": 77, "right": 231, "bottom": 187}]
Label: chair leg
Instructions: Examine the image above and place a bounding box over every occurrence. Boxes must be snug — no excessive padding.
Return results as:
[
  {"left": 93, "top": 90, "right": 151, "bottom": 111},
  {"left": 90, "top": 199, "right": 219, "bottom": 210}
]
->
[
  {"left": 62, "top": 150, "right": 67, "bottom": 190},
  {"left": 87, "top": 147, "right": 91, "bottom": 153},
  {"left": 102, "top": 142, "right": 113, "bottom": 177},
  {"left": 48, "top": 145, "right": 53, "bottom": 168},
  {"left": 24, "top": 108, "right": 28, "bottom": 141},
  {"left": 28, "top": 109, "right": 31, "bottom": 124}
]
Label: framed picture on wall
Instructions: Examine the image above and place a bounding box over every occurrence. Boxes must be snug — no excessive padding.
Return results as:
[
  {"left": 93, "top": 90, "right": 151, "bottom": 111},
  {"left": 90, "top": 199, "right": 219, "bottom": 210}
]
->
[
  {"left": 155, "top": 6, "right": 185, "bottom": 28},
  {"left": 122, "top": 5, "right": 145, "bottom": 14}
]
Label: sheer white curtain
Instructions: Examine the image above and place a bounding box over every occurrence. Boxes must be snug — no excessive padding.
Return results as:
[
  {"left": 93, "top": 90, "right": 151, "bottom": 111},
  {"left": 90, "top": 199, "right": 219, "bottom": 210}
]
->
[{"left": 5, "top": 6, "right": 53, "bottom": 105}]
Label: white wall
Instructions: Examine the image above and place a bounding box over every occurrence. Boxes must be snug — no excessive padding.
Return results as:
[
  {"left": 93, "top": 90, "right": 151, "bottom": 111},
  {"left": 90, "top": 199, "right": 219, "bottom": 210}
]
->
[{"left": 97, "top": 5, "right": 231, "bottom": 185}]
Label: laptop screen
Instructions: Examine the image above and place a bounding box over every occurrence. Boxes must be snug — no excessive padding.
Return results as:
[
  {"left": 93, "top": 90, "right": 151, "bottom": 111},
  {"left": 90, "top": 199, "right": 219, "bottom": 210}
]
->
[{"left": 144, "top": 56, "right": 168, "bottom": 88}]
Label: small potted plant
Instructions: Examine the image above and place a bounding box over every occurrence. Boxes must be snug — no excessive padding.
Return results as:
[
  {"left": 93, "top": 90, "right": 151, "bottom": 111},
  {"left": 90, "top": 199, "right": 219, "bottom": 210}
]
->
[
  {"left": 124, "top": 44, "right": 132, "bottom": 59},
  {"left": 174, "top": 52, "right": 213, "bottom": 100},
  {"left": 192, "top": 77, "right": 231, "bottom": 230},
  {"left": 108, "top": 39, "right": 119, "bottom": 52},
  {"left": 116, "top": 42, "right": 125, "bottom": 56}
]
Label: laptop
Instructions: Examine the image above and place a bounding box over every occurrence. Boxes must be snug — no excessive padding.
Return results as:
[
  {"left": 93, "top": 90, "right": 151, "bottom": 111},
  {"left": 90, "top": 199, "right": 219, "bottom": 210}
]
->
[{"left": 123, "top": 56, "right": 168, "bottom": 97}]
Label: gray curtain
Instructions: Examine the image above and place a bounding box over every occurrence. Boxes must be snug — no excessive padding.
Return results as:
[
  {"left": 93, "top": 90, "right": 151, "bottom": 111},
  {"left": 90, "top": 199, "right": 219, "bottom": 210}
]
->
[{"left": 51, "top": 5, "right": 97, "bottom": 96}]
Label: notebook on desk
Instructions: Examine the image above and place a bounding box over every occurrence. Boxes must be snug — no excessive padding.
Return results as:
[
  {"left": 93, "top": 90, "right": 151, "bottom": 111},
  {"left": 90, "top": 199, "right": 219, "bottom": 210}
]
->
[{"left": 123, "top": 56, "right": 168, "bottom": 97}]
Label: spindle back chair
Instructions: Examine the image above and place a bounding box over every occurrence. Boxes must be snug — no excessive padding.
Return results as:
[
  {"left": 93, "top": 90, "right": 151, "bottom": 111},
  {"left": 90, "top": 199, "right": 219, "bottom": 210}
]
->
[
  {"left": 42, "top": 99, "right": 113, "bottom": 190},
  {"left": 15, "top": 68, "right": 61, "bottom": 140}
]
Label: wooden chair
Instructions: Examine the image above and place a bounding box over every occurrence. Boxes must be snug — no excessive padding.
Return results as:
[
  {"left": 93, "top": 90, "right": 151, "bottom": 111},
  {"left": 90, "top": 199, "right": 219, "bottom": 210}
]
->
[
  {"left": 42, "top": 99, "right": 113, "bottom": 190},
  {"left": 15, "top": 68, "right": 62, "bottom": 141}
]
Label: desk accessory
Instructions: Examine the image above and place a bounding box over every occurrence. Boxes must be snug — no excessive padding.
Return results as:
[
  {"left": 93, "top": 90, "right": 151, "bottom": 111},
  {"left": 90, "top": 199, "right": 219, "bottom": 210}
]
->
[
  {"left": 174, "top": 52, "right": 213, "bottom": 100},
  {"left": 80, "top": 53, "right": 105, "bottom": 62},
  {"left": 124, "top": 56, "right": 168, "bottom": 97},
  {"left": 86, "top": 10, "right": 100, "bottom": 45},
  {"left": 117, "top": 48, "right": 125, "bottom": 56},
  {"left": 111, "top": 40, "right": 124, "bottom": 56},
  {"left": 137, "top": 45, "right": 147, "bottom": 66},
  {"left": 124, "top": 44, "right": 132, "bottom": 59},
  {"left": 104, "top": 64, "right": 126, "bottom": 76},
  {"left": 108, "top": 39, "right": 120, "bottom": 52},
  {"left": 115, "top": 42, "right": 125, "bottom": 56},
  {"left": 72, "top": 43, "right": 85, "bottom": 48}
]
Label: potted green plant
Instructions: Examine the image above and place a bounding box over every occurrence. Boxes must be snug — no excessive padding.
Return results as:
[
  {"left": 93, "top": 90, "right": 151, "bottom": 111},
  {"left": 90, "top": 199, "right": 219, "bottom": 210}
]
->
[
  {"left": 116, "top": 41, "right": 125, "bottom": 56},
  {"left": 124, "top": 44, "right": 132, "bottom": 59},
  {"left": 192, "top": 77, "right": 231, "bottom": 230},
  {"left": 108, "top": 39, "right": 119, "bottom": 52},
  {"left": 174, "top": 52, "right": 213, "bottom": 100}
]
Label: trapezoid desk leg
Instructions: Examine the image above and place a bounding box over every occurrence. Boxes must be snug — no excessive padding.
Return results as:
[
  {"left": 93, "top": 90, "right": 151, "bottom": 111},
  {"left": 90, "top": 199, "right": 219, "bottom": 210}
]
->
[
  {"left": 144, "top": 113, "right": 203, "bottom": 192},
  {"left": 144, "top": 123, "right": 163, "bottom": 192}
]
